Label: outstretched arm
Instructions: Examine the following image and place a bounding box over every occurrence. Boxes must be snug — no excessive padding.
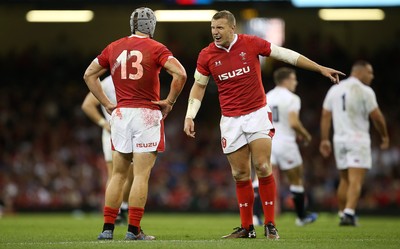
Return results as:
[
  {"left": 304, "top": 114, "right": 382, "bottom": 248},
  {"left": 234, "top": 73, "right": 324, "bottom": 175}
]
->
[
  {"left": 370, "top": 107, "right": 389, "bottom": 149},
  {"left": 269, "top": 44, "right": 345, "bottom": 84},
  {"left": 152, "top": 57, "right": 187, "bottom": 119}
]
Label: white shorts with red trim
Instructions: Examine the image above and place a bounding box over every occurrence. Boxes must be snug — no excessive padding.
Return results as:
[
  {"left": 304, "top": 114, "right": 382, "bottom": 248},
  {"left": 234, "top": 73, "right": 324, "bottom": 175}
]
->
[
  {"left": 110, "top": 108, "right": 164, "bottom": 153},
  {"left": 220, "top": 105, "right": 275, "bottom": 154},
  {"left": 271, "top": 139, "right": 302, "bottom": 170}
]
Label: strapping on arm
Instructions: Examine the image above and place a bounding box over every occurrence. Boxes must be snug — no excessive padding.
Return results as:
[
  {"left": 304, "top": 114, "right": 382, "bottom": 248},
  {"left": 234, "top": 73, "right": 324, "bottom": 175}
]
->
[
  {"left": 185, "top": 98, "right": 201, "bottom": 119},
  {"left": 194, "top": 69, "right": 210, "bottom": 86},
  {"left": 270, "top": 43, "right": 300, "bottom": 66}
]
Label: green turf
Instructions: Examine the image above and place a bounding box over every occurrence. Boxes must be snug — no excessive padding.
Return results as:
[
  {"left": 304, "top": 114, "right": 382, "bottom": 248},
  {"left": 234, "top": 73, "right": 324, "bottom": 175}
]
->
[{"left": 1, "top": 212, "right": 399, "bottom": 249}]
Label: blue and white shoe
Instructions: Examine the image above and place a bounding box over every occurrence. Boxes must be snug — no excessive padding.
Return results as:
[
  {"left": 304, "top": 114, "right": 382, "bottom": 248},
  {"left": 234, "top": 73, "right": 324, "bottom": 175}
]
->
[
  {"left": 295, "top": 212, "right": 318, "bottom": 226},
  {"left": 339, "top": 214, "right": 358, "bottom": 226},
  {"left": 97, "top": 230, "right": 113, "bottom": 240},
  {"left": 125, "top": 230, "right": 156, "bottom": 240}
]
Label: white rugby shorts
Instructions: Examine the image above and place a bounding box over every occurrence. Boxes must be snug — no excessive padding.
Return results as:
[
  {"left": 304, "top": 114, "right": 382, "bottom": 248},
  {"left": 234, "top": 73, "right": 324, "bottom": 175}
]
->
[
  {"left": 110, "top": 108, "right": 164, "bottom": 153},
  {"left": 220, "top": 105, "right": 275, "bottom": 154},
  {"left": 270, "top": 139, "right": 303, "bottom": 170},
  {"left": 333, "top": 141, "right": 371, "bottom": 170},
  {"left": 101, "top": 128, "right": 112, "bottom": 162}
]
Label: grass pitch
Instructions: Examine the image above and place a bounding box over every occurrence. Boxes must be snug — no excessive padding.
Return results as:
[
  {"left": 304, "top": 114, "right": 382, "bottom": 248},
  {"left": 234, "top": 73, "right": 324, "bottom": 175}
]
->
[{"left": 1, "top": 212, "right": 399, "bottom": 249}]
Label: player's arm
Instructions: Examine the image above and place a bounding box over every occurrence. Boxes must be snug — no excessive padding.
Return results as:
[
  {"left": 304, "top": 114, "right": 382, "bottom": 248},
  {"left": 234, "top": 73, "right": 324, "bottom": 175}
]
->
[
  {"left": 83, "top": 61, "right": 115, "bottom": 114},
  {"left": 288, "top": 111, "right": 311, "bottom": 144},
  {"left": 152, "top": 57, "right": 187, "bottom": 118},
  {"left": 319, "top": 108, "right": 332, "bottom": 158},
  {"left": 183, "top": 70, "right": 209, "bottom": 138},
  {"left": 269, "top": 44, "right": 345, "bottom": 84},
  {"left": 369, "top": 107, "right": 389, "bottom": 149},
  {"left": 81, "top": 92, "right": 110, "bottom": 132}
]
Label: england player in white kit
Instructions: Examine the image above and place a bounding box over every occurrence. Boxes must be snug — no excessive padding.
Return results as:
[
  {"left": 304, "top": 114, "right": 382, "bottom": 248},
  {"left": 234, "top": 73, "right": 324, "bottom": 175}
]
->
[
  {"left": 267, "top": 67, "right": 317, "bottom": 226},
  {"left": 320, "top": 60, "right": 389, "bottom": 226},
  {"left": 81, "top": 76, "right": 133, "bottom": 225}
]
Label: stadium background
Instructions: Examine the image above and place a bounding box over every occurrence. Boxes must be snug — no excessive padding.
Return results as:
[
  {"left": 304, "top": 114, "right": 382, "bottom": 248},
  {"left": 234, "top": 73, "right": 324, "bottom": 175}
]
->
[{"left": 0, "top": 0, "right": 399, "bottom": 216}]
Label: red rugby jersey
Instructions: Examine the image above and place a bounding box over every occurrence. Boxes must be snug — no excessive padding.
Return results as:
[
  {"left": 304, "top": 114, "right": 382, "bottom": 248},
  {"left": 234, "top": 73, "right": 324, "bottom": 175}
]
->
[
  {"left": 196, "top": 34, "right": 271, "bottom": 117},
  {"left": 97, "top": 35, "right": 173, "bottom": 110}
]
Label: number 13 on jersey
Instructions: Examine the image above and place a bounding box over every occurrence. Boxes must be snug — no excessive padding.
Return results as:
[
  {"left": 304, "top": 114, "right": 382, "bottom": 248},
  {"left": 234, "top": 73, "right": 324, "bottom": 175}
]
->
[{"left": 116, "top": 50, "right": 144, "bottom": 80}]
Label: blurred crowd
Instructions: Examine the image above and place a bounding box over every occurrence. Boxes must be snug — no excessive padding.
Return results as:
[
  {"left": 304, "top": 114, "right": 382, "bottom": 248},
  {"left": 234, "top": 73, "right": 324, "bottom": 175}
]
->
[{"left": 0, "top": 32, "right": 399, "bottom": 216}]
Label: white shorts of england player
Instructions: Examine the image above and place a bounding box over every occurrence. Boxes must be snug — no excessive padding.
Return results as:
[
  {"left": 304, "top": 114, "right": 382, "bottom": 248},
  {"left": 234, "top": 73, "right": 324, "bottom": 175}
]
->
[
  {"left": 220, "top": 105, "right": 274, "bottom": 154},
  {"left": 333, "top": 141, "right": 372, "bottom": 170},
  {"left": 110, "top": 108, "right": 164, "bottom": 153},
  {"left": 101, "top": 128, "right": 112, "bottom": 162},
  {"left": 270, "top": 140, "right": 303, "bottom": 170}
]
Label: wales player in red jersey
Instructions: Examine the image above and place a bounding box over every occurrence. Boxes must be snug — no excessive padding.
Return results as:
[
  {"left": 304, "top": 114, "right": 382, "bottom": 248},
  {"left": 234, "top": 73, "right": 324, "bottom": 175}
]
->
[
  {"left": 84, "top": 7, "right": 187, "bottom": 240},
  {"left": 184, "top": 10, "right": 344, "bottom": 239}
]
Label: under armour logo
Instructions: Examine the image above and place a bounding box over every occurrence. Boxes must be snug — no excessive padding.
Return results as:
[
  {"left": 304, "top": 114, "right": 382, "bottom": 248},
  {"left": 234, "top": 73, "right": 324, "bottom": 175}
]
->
[
  {"left": 215, "top": 61, "right": 222, "bottom": 66},
  {"left": 239, "top": 203, "right": 249, "bottom": 208},
  {"left": 264, "top": 201, "right": 273, "bottom": 206}
]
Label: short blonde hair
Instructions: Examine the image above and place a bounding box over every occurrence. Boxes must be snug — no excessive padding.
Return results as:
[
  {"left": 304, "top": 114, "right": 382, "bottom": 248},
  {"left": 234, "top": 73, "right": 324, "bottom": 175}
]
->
[{"left": 212, "top": 10, "right": 236, "bottom": 26}]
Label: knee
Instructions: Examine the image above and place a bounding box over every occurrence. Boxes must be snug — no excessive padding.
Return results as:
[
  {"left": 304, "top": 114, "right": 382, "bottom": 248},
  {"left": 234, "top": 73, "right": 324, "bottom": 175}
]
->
[
  {"left": 232, "top": 168, "right": 250, "bottom": 181},
  {"left": 253, "top": 162, "right": 272, "bottom": 177}
]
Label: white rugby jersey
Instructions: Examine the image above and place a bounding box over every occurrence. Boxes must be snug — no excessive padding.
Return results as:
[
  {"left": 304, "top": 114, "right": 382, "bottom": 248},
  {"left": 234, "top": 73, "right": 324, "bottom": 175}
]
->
[
  {"left": 267, "top": 86, "right": 301, "bottom": 142},
  {"left": 100, "top": 75, "right": 116, "bottom": 122},
  {"left": 323, "top": 76, "right": 378, "bottom": 143}
]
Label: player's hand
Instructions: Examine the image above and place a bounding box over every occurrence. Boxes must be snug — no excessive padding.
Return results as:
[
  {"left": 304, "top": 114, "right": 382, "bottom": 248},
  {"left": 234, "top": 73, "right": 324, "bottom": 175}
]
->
[
  {"left": 104, "top": 122, "right": 111, "bottom": 133},
  {"left": 320, "top": 66, "right": 345, "bottom": 84},
  {"left": 380, "top": 136, "right": 389, "bottom": 150},
  {"left": 302, "top": 133, "right": 312, "bottom": 146},
  {"left": 152, "top": 99, "right": 173, "bottom": 119},
  {"left": 319, "top": 139, "right": 332, "bottom": 158},
  {"left": 184, "top": 118, "right": 196, "bottom": 138},
  {"left": 105, "top": 103, "right": 117, "bottom": 115}
]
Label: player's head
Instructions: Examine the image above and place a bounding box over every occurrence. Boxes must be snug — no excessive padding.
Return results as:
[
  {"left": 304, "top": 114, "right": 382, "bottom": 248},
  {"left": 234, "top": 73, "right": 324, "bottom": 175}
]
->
[
  {"left": 130, "top": 7, "right": 156, "bottom": 38},
  {"left": 351, "top": 60, "right": 374, "bottom": 85},
  {"left": 273, "top": 67, "right": 298, "bottom": 92},
  {"left": 211, "top": 10, "right": 236, "bottom": 48}
]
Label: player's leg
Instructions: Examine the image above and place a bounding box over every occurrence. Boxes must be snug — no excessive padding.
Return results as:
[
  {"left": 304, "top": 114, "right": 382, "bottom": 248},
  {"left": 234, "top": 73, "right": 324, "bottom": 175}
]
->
[
  {"left": 222, "top": 145, "right": 256, "bottom": 238},
  {"left": 285, "top": 166, "right": 305, "bottom": 217},
  {"left": 98, "top": 151, "right": 132, "bottom": 240},
  {"left": 126, "top": 152, "right": 157, "bottom": 240},
  {"left": 341, "top": 167, "right": 367, "bottom": 226},
  {"left": 102, "top": 129, "right": 113, "bottom": 188},
  {"left": 117, "top": 162, "right": 133, "bottom": 225},
  {"left": 250, "top": 138, "right": 274, "bottom": 222},
  {"left": 246, "top": 105, "right": 279, "bottom": 239},
  {"left": 333, "top": 142, "right": 350, "bottom": 222},
  {"left": 250, "top": 138, "right": 279, "bottom": 239},
  {"left": 252, "top": 177, "right": 263, "bottom": 226},
  {"left": 105, "top": 161, "right": 113, "bottom": 187},
  {"left": 337, "top": 169, "right": 348, "bottom": 219},
  {"left": 284, "top": 165, "right": 317, "bottom": 226},
  {"left": 219, "top": 115, "right": 256, "bottom": 239}
]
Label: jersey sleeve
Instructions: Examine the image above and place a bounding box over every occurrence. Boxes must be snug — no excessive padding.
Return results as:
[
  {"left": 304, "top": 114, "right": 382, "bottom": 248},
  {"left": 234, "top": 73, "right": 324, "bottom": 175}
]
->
[
  {"left": 250, "top": 35, "right": 271, "bottom": 57},
  {"left": 323, "top": 87, "right": 334, "bottom": 111},
  {"left": 196, "top": 49, "right": 211, "bottom": 76},
  {"left": 364, "top": 87, "right": 378, "bottom": 113},
  {"left": 155, "top": 44, "right": 173, "bottom": 67},
  {"left": 97, "top": 45, "right": 111, "bottom": 69},
  {"left": 288, "top": 95, "right": 301, "bottom": 113}
]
